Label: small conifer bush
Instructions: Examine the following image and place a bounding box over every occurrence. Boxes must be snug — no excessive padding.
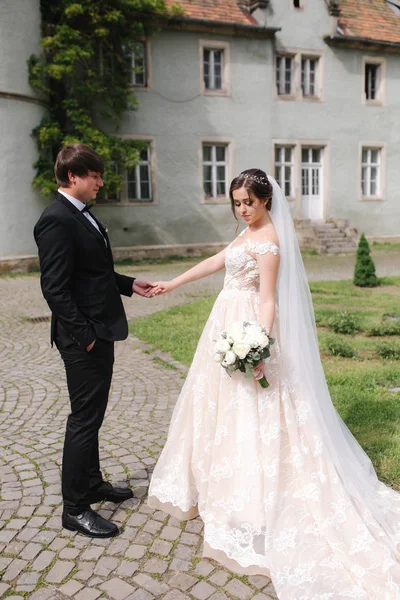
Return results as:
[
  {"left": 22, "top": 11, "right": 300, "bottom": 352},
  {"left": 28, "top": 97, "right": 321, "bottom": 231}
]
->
[{"left": 353, "top": 233, "right": 378, "bottom": 287}]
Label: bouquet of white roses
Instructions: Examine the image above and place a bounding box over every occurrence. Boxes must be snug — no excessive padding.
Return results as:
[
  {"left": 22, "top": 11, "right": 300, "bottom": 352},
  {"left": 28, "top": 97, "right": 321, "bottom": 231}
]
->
[{"left": 214, "top": 321, "right": 274, "bottom": 388}]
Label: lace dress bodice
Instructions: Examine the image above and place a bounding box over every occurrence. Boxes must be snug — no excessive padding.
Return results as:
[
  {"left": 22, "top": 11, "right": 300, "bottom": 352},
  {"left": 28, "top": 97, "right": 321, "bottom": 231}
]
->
[{"left": 223, "top": 238, "right": 280, "bottom": 292}]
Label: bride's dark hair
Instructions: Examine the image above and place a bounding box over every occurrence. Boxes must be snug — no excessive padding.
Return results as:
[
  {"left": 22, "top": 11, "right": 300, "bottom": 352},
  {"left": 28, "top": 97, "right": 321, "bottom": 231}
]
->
[{"left": 229, "top": 168, "right": 273, "bottom": 222}]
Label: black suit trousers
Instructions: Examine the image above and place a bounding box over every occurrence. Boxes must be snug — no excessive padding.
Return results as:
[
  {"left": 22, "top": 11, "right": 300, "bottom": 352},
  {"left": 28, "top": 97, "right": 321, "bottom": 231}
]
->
[{"left": 56, "top": 337, "right": 114, "bottom": 513}]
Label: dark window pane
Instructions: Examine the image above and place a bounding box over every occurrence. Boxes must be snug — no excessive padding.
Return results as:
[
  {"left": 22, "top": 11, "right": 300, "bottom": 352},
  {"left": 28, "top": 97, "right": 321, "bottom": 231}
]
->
[
  {"left": 204, "top": 181, "right": 212, "bottom": 196},
  {"left": 140, "top": 148, "right": 149, "bottom": 161},
  {"left": 203, "top": 165, "right": 212, "bottom": 182},
  {"left": 285, "top": 147, "right": 292, "bottom": 162},
  {"left": 214, "top": 50, "right": 222, "bottom": 64},
  {"left": 362, "top": 149, "right": 368, "bottom": 163},
  {"left": 204, "top": 49, "right": 210, "bottom": 62},
  {"left": 275, "top": 147, "right": 281, "bottom": 162},
  {"left": 217, "top": 181, "right": 226, "bottom": 196},
  {"left": 312, "top": 149, "right": 320, "bottom": 163},
  {"left": 302, "top": 149, "right": 309, "bottom": 163},
  {"left": 216, "top": 165, "right": 225, "bottom": 181},
  {"left": 371, "top": 150, "right": 379, "bottom": 164},
  {"left": 216, "top": 146, "right": 226, "bottom": 162},
  {"left": 140, "top": 181, "right": 150, "bottom": 199},
  {"left": 203, "top": 146, "right": 212, "bottom": 162}
]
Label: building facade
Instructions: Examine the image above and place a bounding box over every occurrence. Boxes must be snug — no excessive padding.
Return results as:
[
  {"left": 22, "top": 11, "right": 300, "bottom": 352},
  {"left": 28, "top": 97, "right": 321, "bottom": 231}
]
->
[{"left": 0, "top": 0, "right": 399, "bottom": 259}]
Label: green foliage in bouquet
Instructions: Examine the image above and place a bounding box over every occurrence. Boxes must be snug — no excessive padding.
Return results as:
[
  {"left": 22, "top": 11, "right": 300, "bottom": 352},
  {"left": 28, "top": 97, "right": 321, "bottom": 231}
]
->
[
  {"left": 29, "top": 0, "right": 176, "bottom": 199},
  {"left": 353, "top": 233, "right": 379, "bottom": 288}
]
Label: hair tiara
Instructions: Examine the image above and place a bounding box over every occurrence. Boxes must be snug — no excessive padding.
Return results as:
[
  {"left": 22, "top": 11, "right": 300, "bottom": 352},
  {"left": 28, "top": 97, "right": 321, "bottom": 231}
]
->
[{"left": 242, "top": 173, "right": 269, "bottom": 185}]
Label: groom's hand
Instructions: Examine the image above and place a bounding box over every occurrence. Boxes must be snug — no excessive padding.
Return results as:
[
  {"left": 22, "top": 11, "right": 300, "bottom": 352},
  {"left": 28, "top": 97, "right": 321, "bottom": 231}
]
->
[
  {"left": 132, "top": 280, "right": 155, "bottom": 297},
  {"left": 86, "top": 340, "right": 96, "bottom": 352}
]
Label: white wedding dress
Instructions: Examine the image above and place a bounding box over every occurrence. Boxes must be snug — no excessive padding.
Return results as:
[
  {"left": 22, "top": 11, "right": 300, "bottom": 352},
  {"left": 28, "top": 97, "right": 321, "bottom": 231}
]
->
[{"left": 148, "top": 179, "right": 400, "bottom": 599}]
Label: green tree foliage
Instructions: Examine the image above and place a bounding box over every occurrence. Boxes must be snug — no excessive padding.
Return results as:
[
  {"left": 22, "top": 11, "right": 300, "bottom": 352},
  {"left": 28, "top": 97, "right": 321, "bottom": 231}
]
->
[
  {"left": 29, "top": 0, "right": 173, "bottom": 199},
  {"left": 353, "top": 233, "right": 379, "bottom": 287}
]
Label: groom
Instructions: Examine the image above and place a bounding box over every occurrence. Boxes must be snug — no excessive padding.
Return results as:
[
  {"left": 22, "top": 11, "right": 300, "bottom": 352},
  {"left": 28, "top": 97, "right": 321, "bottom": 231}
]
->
[{"left": 34, "top": 144, "right": 153, "bottom": 538}]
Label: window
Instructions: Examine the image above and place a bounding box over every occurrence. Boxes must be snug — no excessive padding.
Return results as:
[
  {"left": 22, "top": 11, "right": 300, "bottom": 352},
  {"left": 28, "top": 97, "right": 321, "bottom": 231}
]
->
[
  {"left": 293, "top": 0, "right": 301, "bottom": 6},
  {"left": 126, "top": 146, "right": 152, "bottom": 202},
  {"left": 200, "top": 40, "right": 230, "bottom": 95},
  {"left": 301, "top": 57, "right": 318, "bottom": 97},
  {"left": 203, "top": 144, "right": 228, "bottom": 199},
  {"left": 275, "top": 146, "right": 294, "bottom": 196},
  {"left": 276, "top": 56, "right": 293, "bottom": 95},
  {"left": 361, "top": 148, "right": 381, "bottom": 198},
  {"left": 204, "top": 49, "right": 224, "bottom": 90},
  {"left": 131, "top": 42, "right": 147, "bottom": 87},
  {"left": 363, "top": 58, "right": 386, "bottom": 104}
]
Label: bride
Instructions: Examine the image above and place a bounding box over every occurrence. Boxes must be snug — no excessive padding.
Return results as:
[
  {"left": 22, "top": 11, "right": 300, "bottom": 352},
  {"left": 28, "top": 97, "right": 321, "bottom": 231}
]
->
[{"left": 147, "top": 169, "right": 400, "bottom": 599}]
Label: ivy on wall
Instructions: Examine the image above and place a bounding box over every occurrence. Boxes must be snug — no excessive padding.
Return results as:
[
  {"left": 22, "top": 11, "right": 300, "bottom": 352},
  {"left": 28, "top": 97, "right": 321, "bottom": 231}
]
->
[{"left": 29, "top": 0, "right": 182, "bottom": 199}]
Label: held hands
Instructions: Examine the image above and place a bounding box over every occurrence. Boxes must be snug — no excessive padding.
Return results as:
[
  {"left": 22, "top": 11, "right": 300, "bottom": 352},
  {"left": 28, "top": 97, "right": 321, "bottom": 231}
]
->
[
  {"left": 146, "top": 280, "right": 177, "bottom": 297},
  {"left": 132, "top": 280, "right": 156, "bottom": 297}
]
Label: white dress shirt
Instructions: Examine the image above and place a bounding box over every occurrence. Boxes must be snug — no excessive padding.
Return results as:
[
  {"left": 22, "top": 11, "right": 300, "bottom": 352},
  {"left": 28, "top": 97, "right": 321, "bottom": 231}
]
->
[{"left": 58, "top": 189, "right": 106, "bottom": 245}]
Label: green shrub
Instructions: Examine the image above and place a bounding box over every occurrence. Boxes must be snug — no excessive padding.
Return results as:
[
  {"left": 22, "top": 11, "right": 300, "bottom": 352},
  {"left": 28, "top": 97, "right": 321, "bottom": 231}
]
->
[
  {"left": 324, "top": 334, "right": 358, "bottom": 358},
  {"left": 354, "top": 233, "right": 379, "bottom": 287},
  {"left": 376, "top": 341, "right": 400, "bottom": 360},
  {"left": 366, "top": 322, "right": 400, "bottom": 337},
  {"left": 329, "top": 311, "right": 360, "bottom": 335}
]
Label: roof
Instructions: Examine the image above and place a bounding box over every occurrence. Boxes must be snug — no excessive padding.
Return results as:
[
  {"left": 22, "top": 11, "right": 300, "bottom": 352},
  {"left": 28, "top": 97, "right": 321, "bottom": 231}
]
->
[
  {"left": 165, "top": 0, "right": 257, "bottom": 26},
  {"left": 337, "top": 0, "right": 400, "bottom": 45}
]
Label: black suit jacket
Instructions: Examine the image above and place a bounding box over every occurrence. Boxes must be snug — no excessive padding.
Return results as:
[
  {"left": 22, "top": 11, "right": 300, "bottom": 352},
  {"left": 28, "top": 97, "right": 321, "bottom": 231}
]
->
[{"left": 34, "top": 192, "right": 135, "bottom": 348}]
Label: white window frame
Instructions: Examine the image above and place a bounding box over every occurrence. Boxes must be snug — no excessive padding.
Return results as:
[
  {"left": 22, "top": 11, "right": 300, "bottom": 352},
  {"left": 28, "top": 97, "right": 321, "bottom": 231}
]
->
[
  {"left": 276, "top": 55, "right": 294, "bottom": 97},
  {"left": 362, "top": 56, "right": 385, "bottom": 105},
  {"left": 97, "top": 135, "right": 157, "bottom": 206},
  {"left": 275, "top": 48, "right": 323, "bottom": 101},
  {"left": 199, "top": 40, "right": 231, "bottom": 96},
  {"left": 271, "top": 139, "right": 329, "bottom": 219},
  {"left": 131, "top": 40, "right": 151, "bottom": 91},
  {"left": 301, "top": 55, "right": 319, "bottom": 98},
  {"left": 359, "top": 144, "right": 385, "bottom": 201},
  {"left": 200, "top": 138, "right": 233, "bottom": 204},
  {"left": 125, "top": 146, "right": 153, "bottom": 203},
  {"left": 274, "top": 145, "right": 295, "bottom": 198}
]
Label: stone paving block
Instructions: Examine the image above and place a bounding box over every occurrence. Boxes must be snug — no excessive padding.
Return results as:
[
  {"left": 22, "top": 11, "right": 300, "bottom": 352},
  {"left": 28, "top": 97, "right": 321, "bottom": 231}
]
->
[
  {"left": 132, "top": 572, "right": 169, "bottom": 595},
  {"left": 253, "top": 595, "right": 275, "bottom": 600},
  {"left": 75, "top": 560, "right": 96, "bottom": 581},
  {"left": 163, "top": 592, "right": 191, "bottom": 600},
  {"left": 75, "top": 589, "right": 102, "bottom": 600},
  {"left": 150, "top": 538, "right": 173, "bottom": 556},
  {"left": 127, "top": 590, "right": 154, "bottom": 600},
  {"left": 49, "top": 537, "right": 69, "bottom": 551},
  {"left": 0, "top": 529, "right": 17, "bottom": 543},
  {"left": 100, "top": 577, "right": 136, "bottom": 600},
  {"left": 0, "top": 583, "right": 10, "bottom": 596},
  {"left": 185, "top": 520, "right": 203, "bottom": 534},
  {"left": 195, "top": 561, "right": 215, "bottom": 576},
  {"left": 94, "top": 556, "right": 120, "bottom": 576},
  {"left": 173, "top": 544, "right": 195, "bottom": 560},
  {"left": 6, "top": 518, "right": 27, "bottom": 529},
  {"left": 180, "top": 532, "right": 199, "bottom": 546},
  {"left": 170, "top": 558, "right": 191, "bottom": 572},
  {"left": 160, "top": 525, "right": 181, "bottom": 541},
  {"left": 209, "top": 594, "right": 229, "bottom": 600},
  {"left": 224, "top": 579, "right": 253, "bottom": 600},
  {"left": 59, "top": 547, "right": 80, "bottom": 559},
  {"left": 125, "top": 543, "right": 146, "bottom": 559},
  {"left": 191, "top": 581, "right": 216, "bottom": 600},
  {"left": 58, "top": 579, "right": 85, "bottom": 596},
  {"left": 248, "top": 575, "right": 271, "bottom": 589},
  {"left": 4, "top": 540, "right": 25, "bottom": 556},
  {"left": 3, "top": 558, "right": 28, "bottom": 582},
  {"left": 81, "top": 545, "right": 105, "bottom": 560},
  {"left": 135, "top": 531, "right": 153, "bottom": 545},
  {"left": 16, "top": 570, "right": 40, "bottom": 586},
  {"left": 209, "top": 571, "right": 230, "bottom": 587},
  {"left": 168, "top": 572, "right": 198, "bottom": 591},
  {"left": 31, "top": 550, "right": 56, "bottom": 571},
  {"left": 107, "top": 537, "right": 130, "bottom": 555},
  {"left": 24, "top": 588, "right": 57, "bottom": 600},
  {"left": 127, "top": 512, "right": 147, "bottom": 527},
  {"left": 45, "top": 559, "right": 75, "bottom": 583},
  {"left": 116, "top": 559, "right": 139, "bottom": 577},
  {"left": 143, "top": 519, "right": 162, "bottom": 534},
  {"left": 143, "top": 557, "right": 169, "bottom": 574}
]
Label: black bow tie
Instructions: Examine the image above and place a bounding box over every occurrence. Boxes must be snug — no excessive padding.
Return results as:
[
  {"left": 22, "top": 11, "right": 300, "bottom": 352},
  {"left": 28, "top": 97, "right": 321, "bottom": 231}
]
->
[{"left": 82, "top": 202, "right": 94, "bottom": 213}]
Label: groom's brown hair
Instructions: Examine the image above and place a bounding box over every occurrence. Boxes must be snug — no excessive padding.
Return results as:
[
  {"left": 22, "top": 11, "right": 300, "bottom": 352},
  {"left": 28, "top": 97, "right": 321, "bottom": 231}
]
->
[{"left": 54, "top": 144, "right": 104, "bottom": 187}]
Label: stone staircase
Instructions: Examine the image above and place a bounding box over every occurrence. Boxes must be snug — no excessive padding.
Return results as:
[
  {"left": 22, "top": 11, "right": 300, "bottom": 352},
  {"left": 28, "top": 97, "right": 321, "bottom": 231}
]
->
[{"left": 295, "top": 218, "right": 358, "bottom": 254}]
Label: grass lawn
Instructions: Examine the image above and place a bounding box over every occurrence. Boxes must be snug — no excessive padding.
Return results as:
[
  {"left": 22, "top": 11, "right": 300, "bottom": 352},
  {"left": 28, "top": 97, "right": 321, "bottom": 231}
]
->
[{"left": 130, "top": 277, "right": 400, "bottom": 488}]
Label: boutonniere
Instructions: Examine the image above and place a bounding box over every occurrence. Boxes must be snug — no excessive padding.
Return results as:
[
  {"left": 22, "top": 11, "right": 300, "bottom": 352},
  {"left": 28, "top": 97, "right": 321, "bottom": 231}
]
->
[{"left": 99, "top": 220, "right": 109, "bottom": 234}]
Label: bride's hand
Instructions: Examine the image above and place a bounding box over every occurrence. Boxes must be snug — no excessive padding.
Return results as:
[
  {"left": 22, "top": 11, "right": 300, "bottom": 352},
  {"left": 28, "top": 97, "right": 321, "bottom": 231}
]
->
[
  {"left": 253, "top": 361, "right": 265, "bottom": 380},
  {"left": 146, "top": 280, "right": 177, "bottom": 297}
]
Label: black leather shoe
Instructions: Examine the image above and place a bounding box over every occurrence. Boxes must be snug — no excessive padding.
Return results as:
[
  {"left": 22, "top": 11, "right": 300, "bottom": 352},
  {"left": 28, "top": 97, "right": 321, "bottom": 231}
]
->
[
  {"left": 90, "top": 483, "right": 134, "bottom": 504},
  {"left": 62, "top": 508, "right": 119, "bottom": 538}
]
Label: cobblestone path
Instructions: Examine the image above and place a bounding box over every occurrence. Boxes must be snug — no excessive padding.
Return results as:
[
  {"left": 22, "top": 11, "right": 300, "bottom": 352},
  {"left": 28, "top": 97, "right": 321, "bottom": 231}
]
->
[
  {"left": 0, "top": 266, "right": 277, "bottom": 600},
  {"left": 1, "top": 251, "right": 398, "bottom": 599}
]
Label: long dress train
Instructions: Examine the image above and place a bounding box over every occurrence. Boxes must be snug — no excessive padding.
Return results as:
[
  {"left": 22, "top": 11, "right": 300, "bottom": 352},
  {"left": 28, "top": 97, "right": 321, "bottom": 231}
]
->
[{"left": 148, "top": 235, "right": 400, "bottom": 600}]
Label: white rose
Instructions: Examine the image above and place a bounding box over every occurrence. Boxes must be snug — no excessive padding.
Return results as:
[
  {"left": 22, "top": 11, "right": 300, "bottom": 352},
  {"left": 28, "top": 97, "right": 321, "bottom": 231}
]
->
[
  {"left": 215, "top": 339, "right": 231, "bottom": 354},
  {"left": 224, "top": 350, "right": 237, "bottom": 365},
  {"left": 232, "top": 341, "right": 251, "bottom": 360},
  {"left": 243, "top": 331, "right": 259, "bottom": 348},
  {"left": 213, "top": 352, "right": 224, "bottom": 363},
  {"left": 226, "top": 321, "right": 245, "bottom": 342}
]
